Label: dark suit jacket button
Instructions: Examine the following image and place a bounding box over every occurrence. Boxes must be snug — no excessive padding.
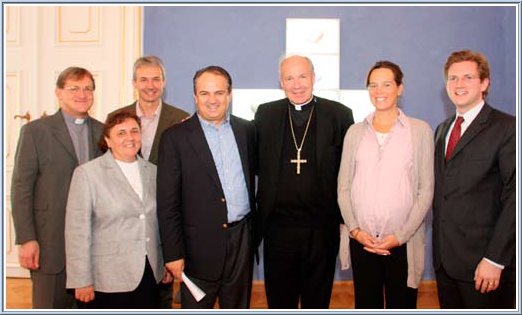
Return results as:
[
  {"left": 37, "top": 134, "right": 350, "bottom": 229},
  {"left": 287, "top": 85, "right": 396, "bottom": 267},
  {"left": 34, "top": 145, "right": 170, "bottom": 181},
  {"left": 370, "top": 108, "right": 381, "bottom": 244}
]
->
[
  {"left": 223, "top": 223, "right": 228, "bottom": 229},
  {"left": 221, "top": 198, "right": 226, "bottom": 203}
]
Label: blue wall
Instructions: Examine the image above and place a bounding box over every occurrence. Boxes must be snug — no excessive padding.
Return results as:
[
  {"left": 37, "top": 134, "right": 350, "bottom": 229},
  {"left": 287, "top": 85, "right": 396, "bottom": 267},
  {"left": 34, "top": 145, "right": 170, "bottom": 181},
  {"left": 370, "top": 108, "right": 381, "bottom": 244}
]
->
[{"left": 144, "top": 5, "right": 517, "bottom": 280}]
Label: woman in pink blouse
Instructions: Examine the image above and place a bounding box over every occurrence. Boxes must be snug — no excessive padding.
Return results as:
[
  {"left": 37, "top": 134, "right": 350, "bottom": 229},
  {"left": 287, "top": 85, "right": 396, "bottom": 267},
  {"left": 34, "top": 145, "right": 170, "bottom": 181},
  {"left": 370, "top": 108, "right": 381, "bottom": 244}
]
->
[{"left": 337, "top": 61, "right": 434, "bottom": 308}]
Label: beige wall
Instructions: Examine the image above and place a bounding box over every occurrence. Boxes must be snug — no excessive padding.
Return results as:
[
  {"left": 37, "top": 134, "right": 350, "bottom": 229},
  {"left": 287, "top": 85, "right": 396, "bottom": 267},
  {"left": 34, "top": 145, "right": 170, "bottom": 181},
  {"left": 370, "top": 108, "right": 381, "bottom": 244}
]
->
[{"left": 5, "top": 5, "right": 142, "bottom": 277}]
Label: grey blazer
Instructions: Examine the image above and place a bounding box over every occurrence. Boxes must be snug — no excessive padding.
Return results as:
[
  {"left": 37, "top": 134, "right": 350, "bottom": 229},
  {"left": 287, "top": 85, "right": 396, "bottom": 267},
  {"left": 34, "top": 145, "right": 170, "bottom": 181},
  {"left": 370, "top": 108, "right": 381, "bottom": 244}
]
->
[
  {"left": 11, "top": 110, "right": 103, "bottom": 274},
  {"left": 65, "top": 151, "right": 164, "bottom": 292}
]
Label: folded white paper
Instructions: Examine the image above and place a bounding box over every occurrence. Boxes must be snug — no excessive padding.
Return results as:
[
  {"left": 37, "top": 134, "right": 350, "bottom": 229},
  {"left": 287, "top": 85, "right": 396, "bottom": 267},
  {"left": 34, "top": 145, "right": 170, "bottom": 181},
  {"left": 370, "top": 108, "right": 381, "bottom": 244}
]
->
[{"left": 182, "top": 272, "right": 206, "bottom": 302}]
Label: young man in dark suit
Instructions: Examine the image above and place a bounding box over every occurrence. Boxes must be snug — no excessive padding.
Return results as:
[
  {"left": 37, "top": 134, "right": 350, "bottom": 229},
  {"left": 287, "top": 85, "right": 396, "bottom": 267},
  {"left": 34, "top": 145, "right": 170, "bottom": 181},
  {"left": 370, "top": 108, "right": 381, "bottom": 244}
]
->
[
  {"left": 11, "top": 67, "right": 104, "bottom": 308},
  {"left": 433, "top": 50, "right": 515, "bottom": 308},
  {"left": 109, "top": 56, "right": 189, "bottom": 307},
  {"left": 157, "top": 66, "right": 256, "bottom": 308},
  {"left": 254, "top": 55, "right": 354, "bottom": 308}
]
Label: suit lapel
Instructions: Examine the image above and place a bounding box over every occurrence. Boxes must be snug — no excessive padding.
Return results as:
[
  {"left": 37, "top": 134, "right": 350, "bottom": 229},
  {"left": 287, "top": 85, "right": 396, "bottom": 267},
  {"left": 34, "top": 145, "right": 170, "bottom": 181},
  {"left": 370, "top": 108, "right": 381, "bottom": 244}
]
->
[
  {"left": 273, "top": 101, "right": 288, "bottom": 172},
  {"left": 87, "top": 117, "right": 102, "bottom": 159},
  {"left": 101, "top": 151, "right": 143, "bottom": 206},
  {"left": 314, "top": 97, "right": 328, "bottom": 169},
  {"left": 157, "top": 103, "right": 175, "bottom": 133},
  {"left": 49, "top": 110, "right": 78, "bottom": 163},
  {"left": 435, "top": 117, "right": 453, "bottom": 169},
  {"left": 149, "top": 104, "right": 175, "bottom": 162},
  {"left": 447, "top": 104, "right": 492, "bottom": 162},
  {"left": 186, "top": 115, "right": 223, "bottom": 190},
  {"left": 138, "top": 156, "right": 154, "bottom": 210}
]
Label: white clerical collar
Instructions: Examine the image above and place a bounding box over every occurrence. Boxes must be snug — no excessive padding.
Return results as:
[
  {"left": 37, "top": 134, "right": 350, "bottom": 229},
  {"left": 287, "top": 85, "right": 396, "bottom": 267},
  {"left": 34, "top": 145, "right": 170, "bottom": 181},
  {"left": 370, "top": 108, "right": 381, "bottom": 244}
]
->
[
  {"left": 290, "top": 96, "right": 315, "bottom": 111},
  {"left": 62, "top": 110, "right": 87, "bottom": 125}
]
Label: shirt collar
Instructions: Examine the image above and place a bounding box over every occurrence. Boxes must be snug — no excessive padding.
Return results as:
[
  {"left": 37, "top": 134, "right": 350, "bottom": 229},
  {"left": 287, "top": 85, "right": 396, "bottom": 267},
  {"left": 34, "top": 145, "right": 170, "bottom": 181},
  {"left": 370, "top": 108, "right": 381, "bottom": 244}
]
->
[
  {"left": 61, "top": 110, "right": 88, "bottom": 125},
  {"left": 197, "top": 112, "right": 230, "bottom": 130},
  {"left": 136, "top": 100, "right": 162, "bottom": 118},
  {"left": 288, "top": 95, "right": 315, "bottom": 109},
  {"left": 396, "top": 109, "right": 408, "bottom": 126},
  {"left": 457, "top": 100, "right": 484, "bottom": 123},
  {"left": 364, "top": 108, "right": 408, "bottom": 127}
]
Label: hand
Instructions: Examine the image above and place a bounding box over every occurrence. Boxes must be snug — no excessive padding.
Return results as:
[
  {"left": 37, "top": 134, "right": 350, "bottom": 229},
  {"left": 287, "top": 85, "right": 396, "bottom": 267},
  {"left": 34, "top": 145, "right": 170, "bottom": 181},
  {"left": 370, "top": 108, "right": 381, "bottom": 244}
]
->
[
  {"left": 474, "top": 258, "right": 502, "bottom": 293},
  {"left": 350, "top": 228, "right": 390, "bottom": 255},
  {"left": 161, "top": 268, "right": 174, "bottom": 284},
  {"left": 351, "top": 228, "right": 376, "bottom": 248},
  {"left": 18, "top": 240, "right": 40, "bottom": 270},
  {"left": 351, "top": 229, "right": 390, "bottom": 255},
  {"left": 365, "top": 234, "right": 398, "bottom": 256},
  {"left": 165, "top": 259, "right": 184, "bottom": 282},
  {"left": 373, "top": 234, "right": 400, "bottom": 251},
  {"left": 75, "top": 285, "right": 95, "bottom": 303},
  {"left": 363, "top": 246, "right": 391, "bottom": 256}
]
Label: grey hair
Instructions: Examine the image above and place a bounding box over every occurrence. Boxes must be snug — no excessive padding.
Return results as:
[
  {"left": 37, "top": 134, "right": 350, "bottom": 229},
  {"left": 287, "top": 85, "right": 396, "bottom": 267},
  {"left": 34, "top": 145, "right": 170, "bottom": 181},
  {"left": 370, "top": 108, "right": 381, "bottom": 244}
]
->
[{"left": 132, "top": 55, "right": 166, "bottom": 82}]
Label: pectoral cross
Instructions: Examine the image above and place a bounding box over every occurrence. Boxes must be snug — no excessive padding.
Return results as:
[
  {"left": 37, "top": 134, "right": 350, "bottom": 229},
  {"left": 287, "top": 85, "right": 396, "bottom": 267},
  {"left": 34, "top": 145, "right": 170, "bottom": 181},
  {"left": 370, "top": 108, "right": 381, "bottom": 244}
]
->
[{"left": 290, "top": 149, "right": 307, "bottom": 175}]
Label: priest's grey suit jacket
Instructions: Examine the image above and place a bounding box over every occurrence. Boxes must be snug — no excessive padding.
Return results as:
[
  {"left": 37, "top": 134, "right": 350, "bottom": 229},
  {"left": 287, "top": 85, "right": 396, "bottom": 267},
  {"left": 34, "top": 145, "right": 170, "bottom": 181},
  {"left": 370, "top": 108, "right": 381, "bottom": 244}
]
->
[
  {"left": 65, "top": 151, "right": 164, "bottom": 292},
  {"left": 11, "top": 109, "right": 103, "bottom": 274}
]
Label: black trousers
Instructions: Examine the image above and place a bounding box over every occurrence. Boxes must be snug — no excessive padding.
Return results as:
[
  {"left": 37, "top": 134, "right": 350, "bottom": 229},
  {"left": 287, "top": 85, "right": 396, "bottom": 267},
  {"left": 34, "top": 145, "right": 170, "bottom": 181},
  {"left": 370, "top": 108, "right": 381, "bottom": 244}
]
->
[
  {"left": 263, "top": 224, "right": 339, "bottom": 308},
  {"left": 82, "top": 257, "right": 159, "bottom": 309},
  {"left": 157, "top": 281, "right": 173, "bottom": 308},
  {"left": 350, "top": 240, "right": 417, "bottom": 308},
  {"left": 436, "top": 264, "right": 515, "bottom": 309},
  {"left": 180, "top": 217, "right": 253, "bottom": 309}
]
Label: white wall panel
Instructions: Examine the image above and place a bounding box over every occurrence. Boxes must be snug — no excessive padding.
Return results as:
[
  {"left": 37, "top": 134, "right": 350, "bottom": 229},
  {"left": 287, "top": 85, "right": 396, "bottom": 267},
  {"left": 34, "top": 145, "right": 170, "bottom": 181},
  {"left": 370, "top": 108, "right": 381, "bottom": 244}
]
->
[
  {"left": 5, "top": 5, "right": 143, "bottom": 278},
  {"left": 56, "top": 6, "right": 100, "bottom": 44}
]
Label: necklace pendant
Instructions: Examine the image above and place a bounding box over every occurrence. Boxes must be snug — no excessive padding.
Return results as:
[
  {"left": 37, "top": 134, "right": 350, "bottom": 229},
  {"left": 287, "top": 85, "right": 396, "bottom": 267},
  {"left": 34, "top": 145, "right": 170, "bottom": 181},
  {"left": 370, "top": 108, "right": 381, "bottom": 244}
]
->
[
  {"left": 290, "top": 149, "right": 307, "bottom": 175},
  {"left": 288, "top": 105, "right": 314, "bottom": 175}
]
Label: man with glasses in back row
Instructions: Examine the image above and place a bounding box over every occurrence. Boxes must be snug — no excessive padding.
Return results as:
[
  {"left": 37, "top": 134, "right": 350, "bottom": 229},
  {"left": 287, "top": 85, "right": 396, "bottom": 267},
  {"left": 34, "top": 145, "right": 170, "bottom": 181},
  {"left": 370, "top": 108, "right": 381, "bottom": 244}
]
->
[{"left": 11, "top": 67, "right": 104, "bottom": 308}]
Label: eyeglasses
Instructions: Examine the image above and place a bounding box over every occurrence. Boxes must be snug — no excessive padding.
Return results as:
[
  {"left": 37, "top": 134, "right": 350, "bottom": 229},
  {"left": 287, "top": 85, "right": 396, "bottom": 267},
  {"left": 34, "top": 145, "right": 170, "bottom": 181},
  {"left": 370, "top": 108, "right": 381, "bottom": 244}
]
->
[
  {"left": 447, "top": 74, "right": 480, "bottom": 84},
  {"left": 62, "top": 86, "right": 95, "bottom": 94}
]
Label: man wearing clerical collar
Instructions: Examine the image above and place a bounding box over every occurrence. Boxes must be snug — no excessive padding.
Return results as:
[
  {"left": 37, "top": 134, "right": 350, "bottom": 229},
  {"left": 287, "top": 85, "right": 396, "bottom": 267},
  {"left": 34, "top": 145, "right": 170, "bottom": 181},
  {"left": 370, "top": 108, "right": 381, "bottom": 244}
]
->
[
  {"left": 11, "top": 67, "right": 104, "bottom": 308},
  {"left": 254, "top": 55, "right": 354, "bottom": 308}
]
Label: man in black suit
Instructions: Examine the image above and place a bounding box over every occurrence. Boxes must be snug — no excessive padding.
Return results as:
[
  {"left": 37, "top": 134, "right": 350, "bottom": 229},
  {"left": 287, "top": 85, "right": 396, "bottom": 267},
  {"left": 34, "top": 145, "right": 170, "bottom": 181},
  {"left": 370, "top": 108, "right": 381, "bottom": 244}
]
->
[
  {"left": 255, "top": 55, "right": 354, "bottom": 308},
  {"left": 433, "top": 50, "right": 515, "bottom": 308},
  {"left": 109, "top": 56, "right": 189, "bottom": 307},
  {"left": 157, "top": 66, "right": 256, "bottom": 308}
]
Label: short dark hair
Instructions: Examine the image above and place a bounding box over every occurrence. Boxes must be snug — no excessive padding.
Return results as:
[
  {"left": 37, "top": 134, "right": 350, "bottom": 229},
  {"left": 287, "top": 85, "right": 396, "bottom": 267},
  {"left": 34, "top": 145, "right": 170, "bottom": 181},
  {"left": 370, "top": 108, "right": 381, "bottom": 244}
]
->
[
  {"left": 193, "top": 66, "right": 232, "bottom": 94},
  {"left": 366, "top": 60, "right": 404, "bottom": 87},
  {"left": 444, "top": 49, "right": 490, "bottom": 98},
  {"left": 56, "top": 67, "right": 95, "bottom": 90},
  {"left": 98, "top": 111, "right": 141, "bottom": 152}
]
